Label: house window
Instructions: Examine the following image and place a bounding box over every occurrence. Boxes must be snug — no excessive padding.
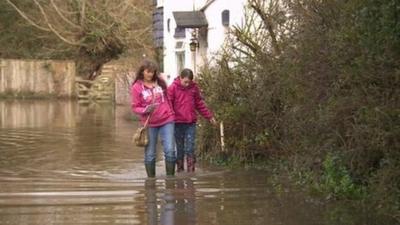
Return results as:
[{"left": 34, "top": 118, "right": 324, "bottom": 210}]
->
[
  {"left": 174, "top": 27, "right": 186, "bottom": 38},
  {"left": 176, "top": 51, "right": 185, "bottom": 74},
  {"left": 222, "top": 10, "right": 230, "bottom": 26},
  {"left": 155, "top": 0, "right": 164, "bottom": 7},
  {"left": 175, "top": 41, "right": 184, "bottom": 49}
]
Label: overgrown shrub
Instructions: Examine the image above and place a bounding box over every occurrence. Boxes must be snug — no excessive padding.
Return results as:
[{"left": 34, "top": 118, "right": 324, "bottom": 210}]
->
[{"left": 197, "top": 0, "right": 399, "bottom": 219}]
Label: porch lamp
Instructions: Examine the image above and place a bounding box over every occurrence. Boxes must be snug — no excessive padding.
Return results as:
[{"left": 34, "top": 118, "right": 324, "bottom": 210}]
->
[{"left": 189, "top": 37, "right": 199, "bottom": 52}]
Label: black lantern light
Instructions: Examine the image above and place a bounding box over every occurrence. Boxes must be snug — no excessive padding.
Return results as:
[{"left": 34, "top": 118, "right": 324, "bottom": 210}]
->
[{"left": 189, "top": 37, "right": 199, "bottom": 52}]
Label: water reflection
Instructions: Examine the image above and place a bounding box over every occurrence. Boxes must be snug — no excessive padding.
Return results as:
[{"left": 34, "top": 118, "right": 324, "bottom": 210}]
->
[
  {"left": 144, "top": 178, "right": 196, "bottom": 225},
  {"left": 160, "top": 179, "right": 176, "bottom": 225},
  {"left": 174, "top": 178, "right": 196, "bottom": 225},
  {"left": 0, "top": 100, "right": 77, "bottom": 128},
  {"left": 145, "top": 179, "right": 158, "bottom": 225}
]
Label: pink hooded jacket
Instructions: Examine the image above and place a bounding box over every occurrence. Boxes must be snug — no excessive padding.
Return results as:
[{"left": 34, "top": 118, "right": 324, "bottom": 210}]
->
[
  {"left": 131, "top": 80, "right": 174, "bottom": 127},
  {"left": 167, "top": 77, "right": 213, "bottom": 124}
]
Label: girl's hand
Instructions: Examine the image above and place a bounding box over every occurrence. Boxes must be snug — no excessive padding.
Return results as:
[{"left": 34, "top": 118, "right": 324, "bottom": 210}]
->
[
  {"left": 144, "top": 104, "right": 157, "bottom": 113},
  {"left": 210, "top": 117, "right": 217, "bottom": 126}
]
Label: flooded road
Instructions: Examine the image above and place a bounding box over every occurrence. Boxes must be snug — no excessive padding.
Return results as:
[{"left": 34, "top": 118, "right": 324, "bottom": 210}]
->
[{"left": 0, "top": 100, "right": 392, "bottom": 225}]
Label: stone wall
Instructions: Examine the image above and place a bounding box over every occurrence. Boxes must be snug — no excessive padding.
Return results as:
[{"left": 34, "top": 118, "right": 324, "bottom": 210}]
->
[{"left": 0, "top": 59, "right": 75, "bottom": 97}]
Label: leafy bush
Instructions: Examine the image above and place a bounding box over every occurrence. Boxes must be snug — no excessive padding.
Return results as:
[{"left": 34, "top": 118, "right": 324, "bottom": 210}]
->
[
  {"left": 318, "top": 153, "right": 366, "bottom": 199},
  {"left": 197, "top": 0, "right": 399, "bottom": 219}
]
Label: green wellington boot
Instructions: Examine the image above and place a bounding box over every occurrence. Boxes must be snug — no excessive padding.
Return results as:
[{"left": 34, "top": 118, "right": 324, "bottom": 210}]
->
[
  {"left": 145, "top": 162, "right": 156, "bottom": 178},
  {"left": 165, "top": 160, "right": 175, "bottom": 176}
]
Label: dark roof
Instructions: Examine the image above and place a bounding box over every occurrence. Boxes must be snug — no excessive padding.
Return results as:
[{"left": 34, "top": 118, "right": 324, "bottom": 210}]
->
[{"left": 173, "top": 11, "right": 208, "bottom": 28}]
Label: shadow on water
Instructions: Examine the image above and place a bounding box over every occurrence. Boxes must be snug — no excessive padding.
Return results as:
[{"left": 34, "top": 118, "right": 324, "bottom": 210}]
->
[{"left": 0, "top": 100, "right": 395, "bottom": 225}]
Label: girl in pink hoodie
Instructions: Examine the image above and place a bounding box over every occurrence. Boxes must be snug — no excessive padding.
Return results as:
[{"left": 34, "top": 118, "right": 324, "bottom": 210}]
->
[
  {"left": 131, "top": 60, "right": 175, "bottom": 177},
  {"left": 168, "top": 68, "right": 216, "bottom": 172}
]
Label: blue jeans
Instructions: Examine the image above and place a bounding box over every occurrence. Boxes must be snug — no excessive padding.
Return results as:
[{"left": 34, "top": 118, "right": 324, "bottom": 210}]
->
[
  {"left": 175, "top": 123, "right": 196, "bottom": 160},
  {"left": 145, "top": 122, "right": 176, "bottom": 164}
]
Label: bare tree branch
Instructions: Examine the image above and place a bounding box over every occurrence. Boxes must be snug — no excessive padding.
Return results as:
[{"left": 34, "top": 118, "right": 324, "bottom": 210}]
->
[
  {"left": 5, "top": 0, "right": 50, "bottom": 32},
  {"left": 32, "top": 0, "right": 82, "bottom": 46},
  {"left": 249, "top": 0, "right": 281, "bottom": 54},
  {"left": 50, "top": 0, "right": 82, "bottom": 30},
  {"left": 232, "top": 25, "right": 260, "bottom": 55},
  {"left": 80, "top": 0, "right": 86, "bottom": 26}
]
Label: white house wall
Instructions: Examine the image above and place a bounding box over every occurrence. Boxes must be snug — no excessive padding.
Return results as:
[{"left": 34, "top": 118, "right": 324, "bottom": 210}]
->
[
  {"left": 161, "top": 0, "right": 245, "bottom": 84},
  {"left": 203, "top": 0, "right": 246, "bottom": 58}
]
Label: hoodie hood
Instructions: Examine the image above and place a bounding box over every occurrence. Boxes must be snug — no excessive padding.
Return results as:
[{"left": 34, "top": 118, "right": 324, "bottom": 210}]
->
[{"left": 172, "top": 77, "right": 195, "bottom": 90}]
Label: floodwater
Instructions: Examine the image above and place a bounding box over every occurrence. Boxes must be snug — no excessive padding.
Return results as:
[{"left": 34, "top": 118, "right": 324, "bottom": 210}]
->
[{"left": 0, "top": 100, "right": 394, "bottom": 225}]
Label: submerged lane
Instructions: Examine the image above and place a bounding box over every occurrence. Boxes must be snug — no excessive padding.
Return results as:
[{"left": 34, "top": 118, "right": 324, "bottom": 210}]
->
[{"left": 0, "top": 100, "right": 392, "bottom": 225}]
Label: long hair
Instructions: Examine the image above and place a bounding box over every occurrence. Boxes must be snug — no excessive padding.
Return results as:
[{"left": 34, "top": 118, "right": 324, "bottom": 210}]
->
[{"left": 133, "top": 59, "right": 167, "bottom": 90}]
